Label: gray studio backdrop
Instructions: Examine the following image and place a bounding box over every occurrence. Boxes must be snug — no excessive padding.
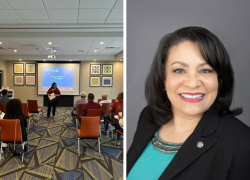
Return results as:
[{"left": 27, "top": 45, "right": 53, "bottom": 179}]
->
[{"left": 127, "top": 0, "right": 250, "bottom": 150}]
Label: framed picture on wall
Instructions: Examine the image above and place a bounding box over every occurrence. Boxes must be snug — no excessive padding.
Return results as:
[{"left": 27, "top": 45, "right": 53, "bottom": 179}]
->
[
  {"left": 102, "top": 76, "right": 113, "bottom": 87},
  {"left": 102, "top": 64, "right": 113, "bottom": 75},
  {"left": 13, "top": 63, "right": 24, "bottom": 74},
  {"left": 90, "top": 64, "right": 101, "bottom": 75},
  {"left": 89, "top": 76, "right": 101, "bottom": 87},
  {"left": 25, "top": 75, "right": 36, "bottom": 86},
  {"left": 25, "top": 63, "right": 36, "bottom": 74},
  {"left": 14, "top": 75, "right": 24, "bottom": 86}
]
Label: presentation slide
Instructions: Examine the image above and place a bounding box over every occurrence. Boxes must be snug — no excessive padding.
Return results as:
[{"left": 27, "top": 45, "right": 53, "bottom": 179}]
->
[{"left": 37, "top": 63, "right": 80, "bottom": 95}]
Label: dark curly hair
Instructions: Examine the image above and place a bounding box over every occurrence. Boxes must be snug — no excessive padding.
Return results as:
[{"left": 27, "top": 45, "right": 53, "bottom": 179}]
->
[
  {"left": 4, "top": 99, "right": 24, "bottom": 119},
  {"left": 145, "top": 26, "right": 242, "bottom": 126}
]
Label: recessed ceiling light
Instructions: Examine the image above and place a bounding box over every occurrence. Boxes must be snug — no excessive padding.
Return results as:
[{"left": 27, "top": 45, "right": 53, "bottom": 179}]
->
[
  {"left": 14, "top": 50, "right": 17, "bottom": 52},
  {"left": 19, "top": 59, "right": 22, "bottom": 61},
  {"left": 48, "top": 42, "right": 52, "bottom": 45},
  {"left": 94, "top": 50, "right": 97, "bottom": 52},
  {"left": 100, "top": 42, "right": 104, "bottom": 45},
  {"left": 54, "top": 50, "right": 57, "bottom": 53},
  {"left": 70, "top": 60, "right": 72, "bottom": 61},
  {"left": 94, "top": 59, "right": 96, "bottom": 61},
  {"left": 0, "top": 42, "right": 2, "bottom": 44}
]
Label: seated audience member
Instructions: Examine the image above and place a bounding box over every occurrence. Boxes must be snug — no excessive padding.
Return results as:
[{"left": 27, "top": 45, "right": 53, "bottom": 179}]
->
[
  {"left": 81, "top": 93, "right": 104, "bottom": 117},
  {"left": 3, "top": 99, "right": 27, "bottom": 147},
  {"left": 103, "top": 92, "right": 123, "bottom": 132},
  {"left": 112, "top": 115, "right": 123, "bottom": 146},
  {"left": 0, "top": 89, "right": 10, "bottom": 103},
  {"left": 99, "top": 93, "right": 111, "bottom": 106},
  {"left": 71, "top": 91, "right": 88, "bottom": 123}
]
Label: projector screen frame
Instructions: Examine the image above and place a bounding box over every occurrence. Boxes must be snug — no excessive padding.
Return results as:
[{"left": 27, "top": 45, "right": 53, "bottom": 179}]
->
[{"left": 37, "top": 61, "right": 81, "bottom": 96}]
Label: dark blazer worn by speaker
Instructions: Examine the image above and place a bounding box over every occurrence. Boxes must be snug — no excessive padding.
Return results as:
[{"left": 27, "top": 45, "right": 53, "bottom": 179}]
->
[{"left": 127, "top": 106, "right": 250, "bottom": 180}]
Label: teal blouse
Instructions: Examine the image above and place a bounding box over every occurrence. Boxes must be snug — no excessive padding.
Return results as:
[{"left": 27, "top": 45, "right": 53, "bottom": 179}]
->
[{"left": 127, "top": 142, "right": 176, "bottom": 180}]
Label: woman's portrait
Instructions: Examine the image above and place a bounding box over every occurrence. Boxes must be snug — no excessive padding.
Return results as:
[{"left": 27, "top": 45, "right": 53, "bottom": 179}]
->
[{"left": 127, "top": 1, "right": 250, "bottom": 179}]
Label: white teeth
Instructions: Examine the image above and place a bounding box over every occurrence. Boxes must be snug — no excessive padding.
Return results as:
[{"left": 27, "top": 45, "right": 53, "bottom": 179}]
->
[{"left": 180, "top": 94, "right": 204, "bottom": 98}]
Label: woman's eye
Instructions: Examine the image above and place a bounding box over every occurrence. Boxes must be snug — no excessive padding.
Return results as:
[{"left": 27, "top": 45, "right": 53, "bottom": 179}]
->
[
  {"left": 173, "top": 69, "right": 185, "bottom": 73},
  {"left": 201, "top": 69, "right": 213, "bottom": 73}
]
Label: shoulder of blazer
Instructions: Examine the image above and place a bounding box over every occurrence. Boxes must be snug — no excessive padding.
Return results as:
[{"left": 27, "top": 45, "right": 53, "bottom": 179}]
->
[{"left": 127, "top": 106, "right": 159, "bottom": 174}]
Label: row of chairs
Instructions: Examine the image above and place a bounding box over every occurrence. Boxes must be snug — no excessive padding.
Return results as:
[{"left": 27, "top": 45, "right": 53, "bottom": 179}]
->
[
  {"left": 0, "top": 100, "right": 42, "bottom": 163},
  {"left": 75, "top": 107, "right": 123, "bottom": 157}
]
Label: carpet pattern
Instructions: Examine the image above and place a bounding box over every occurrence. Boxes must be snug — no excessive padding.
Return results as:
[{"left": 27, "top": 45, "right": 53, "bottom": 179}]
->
[{"left": 0, "top": 107, "right": 123, "bottom": 180}]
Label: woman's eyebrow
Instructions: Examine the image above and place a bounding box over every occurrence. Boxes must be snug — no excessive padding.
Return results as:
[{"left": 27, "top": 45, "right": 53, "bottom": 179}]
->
[{"left": 171, "top": 61, "right": 208, "bottom": 67}]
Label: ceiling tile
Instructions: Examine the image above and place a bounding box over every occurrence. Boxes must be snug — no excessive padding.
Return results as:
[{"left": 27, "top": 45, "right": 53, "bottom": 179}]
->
[
  {"left": 79, "top": 9, "right": 111, "bottom": 19},
  {"left": 0, "top": 10, "right": 21, "bottom": 19},
  {"left": 99, "top": 50, "right": 112, "bottom": 55},
  {"left": 76, "top": 37, "right": 95, "bottom": 42},
  {"left": 23, "top": 19, "right": 50, "bottom": 23},
  {"left": 15, "top": 10, "right": 48, "bottom": 19},
  {"left": 0, "top": 0, "right": 11, "bottom": 9},
  {"left": 78, "top": 19, "right": 105, "bottom": 23},
  {"left": 107, "top": 8, "right": 123, "bottom": 19},
  {"left": 0, "top": 19, "right": 23, "bottom": 23},
  {"left": 107, "top": 37, "right": 123, "bottom": 47},
  {"left": 114, "top": 0, "right": 123, "bottom": 9},
  {"left": 6, "top": 0, "right": 44, "bottom": 9},
  {"left": 50, "top": 19, "right": 77, "bottom": 23},
  {"left": 43, "top": 0, "right": 79, "bottom": 9},
  {"left": 79, "top": 0, "right": 116, "bottom": 8},
  {"left": 57, "top": 38, "right": 76, "bottom": 42},
  {"left": 105, "top": 19, "right": 123, "bottom": 23},
  {"left": 91, "top": 37, "right": 115, "bottom": 48},
  {"left": 47, "top": 9, "right": 77, "bottom": 19}
]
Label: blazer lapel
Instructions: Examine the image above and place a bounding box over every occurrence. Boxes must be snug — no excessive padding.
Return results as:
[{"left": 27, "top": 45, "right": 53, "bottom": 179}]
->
[{"left": 159, "top": 107, "right": 221, "bottom": 180}]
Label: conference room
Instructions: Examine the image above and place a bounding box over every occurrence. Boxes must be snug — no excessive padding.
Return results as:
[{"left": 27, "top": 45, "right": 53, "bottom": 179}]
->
[{"left": 0, "top": 0, "right": 123, "bottom": 179}]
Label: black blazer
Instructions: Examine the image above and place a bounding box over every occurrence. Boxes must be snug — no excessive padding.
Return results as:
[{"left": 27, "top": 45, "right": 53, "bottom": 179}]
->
[{"left": 127, "top": 106, "right": 250, "bottom": 180}]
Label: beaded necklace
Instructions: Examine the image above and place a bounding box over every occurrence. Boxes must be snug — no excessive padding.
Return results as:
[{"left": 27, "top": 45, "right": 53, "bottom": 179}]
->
[{"left": 151, "top": 130, "right": 183, "bottom": 154}]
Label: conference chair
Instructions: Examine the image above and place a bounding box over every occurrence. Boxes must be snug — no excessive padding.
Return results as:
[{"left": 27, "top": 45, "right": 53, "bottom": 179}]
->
[
  {"left": 27, "top": 100, "right": 43, "bottom": 121},
  {"left": 87, "top": 109, "right": 102, "bottom": 117},
  {"left": 87, "top": 109, "right": 102, "bottom": 139},
  {"left": 0, "top": 119, "right": 25, "bottom": 163},
  {"left": 112, "top": 99, "right": 117, "bottom": 103},
  {"left": 74, "top": 103, "right": 86, "bottom": 129},
  {"left": 0, "top": 103, "right": 6, "bottom": 113},
  {"left": 22, "top": 103, "right": 34, "bottom": 131},
  {"left": 76, "top": 116, "right": 101, "bottom": 157},
  {"left": 102, "top": 103, "right": 113, "bottom": 115}
]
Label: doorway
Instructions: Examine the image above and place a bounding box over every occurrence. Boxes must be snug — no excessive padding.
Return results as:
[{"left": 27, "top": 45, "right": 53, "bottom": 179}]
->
[{"left": 0, "top": 70, "right": 3, "bottom": 88}]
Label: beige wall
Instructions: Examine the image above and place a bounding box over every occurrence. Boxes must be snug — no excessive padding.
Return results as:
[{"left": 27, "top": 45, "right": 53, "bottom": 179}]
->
[
  {"left": 0, "top": 59, "right": 7, "bottom": 86},
  {"left": 3, "top": 60, "right": 123, "bottom": 106}
]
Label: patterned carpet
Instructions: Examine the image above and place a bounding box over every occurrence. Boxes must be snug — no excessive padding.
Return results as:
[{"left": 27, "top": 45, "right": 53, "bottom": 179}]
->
[{"left": 0, "top": 107, "right": 123, "bottom": 180}]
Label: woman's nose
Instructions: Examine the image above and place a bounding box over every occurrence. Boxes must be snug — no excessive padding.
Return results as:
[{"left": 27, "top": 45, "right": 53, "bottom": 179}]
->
[{"left": 185, "top": 73, "right": 201, "bottom": 88}]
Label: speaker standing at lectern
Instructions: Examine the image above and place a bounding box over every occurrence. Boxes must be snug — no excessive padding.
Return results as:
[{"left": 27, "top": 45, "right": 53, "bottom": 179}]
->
[{"left": 46, "top": 82, "right": 61, "bottom": 118}]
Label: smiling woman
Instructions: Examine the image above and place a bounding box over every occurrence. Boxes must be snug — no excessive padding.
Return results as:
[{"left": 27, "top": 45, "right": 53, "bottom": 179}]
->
[{"left": 127, "top": 27, "right": 250, "bottom": 180}]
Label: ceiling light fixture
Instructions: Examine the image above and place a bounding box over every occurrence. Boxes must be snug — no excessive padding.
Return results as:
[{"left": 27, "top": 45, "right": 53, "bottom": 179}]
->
[
  {"left": 14, "top": 50, "right": 17, "bottom": 52},
  {"left": 0, "top": 42, "right": 2, "bottom": 44},
  {"left": 94, "top": 59, "right": 96, "bottom": 61},
  {"left": 70, "top": 60, "right": 72, "bottom": 61},
  {"left": 100, "top": 42, "right": 104, "bottom": 45},
  {"left": 48, "top": 42, "right": 52, "bottom": 45},
  {"left": 94, "top": 50, "right": 97, "bottom": 52},
  {"left": 43, "top": 59, "right": 46, "bottom": 61},
  {"left": 19, "top": 59, "right": 22, "bottom": 61},
  {"left": 54, "top": 50, "right": 57, "bottom": 53}
]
